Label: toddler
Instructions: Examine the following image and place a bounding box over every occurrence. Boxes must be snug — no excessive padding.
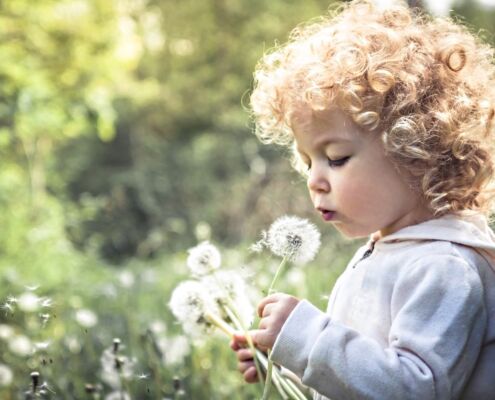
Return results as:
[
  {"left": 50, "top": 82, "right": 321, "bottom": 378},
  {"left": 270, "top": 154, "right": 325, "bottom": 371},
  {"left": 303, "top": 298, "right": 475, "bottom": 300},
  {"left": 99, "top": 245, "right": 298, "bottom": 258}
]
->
[{"left": 231, "top": 1, "right": 495, "bottom": 399}]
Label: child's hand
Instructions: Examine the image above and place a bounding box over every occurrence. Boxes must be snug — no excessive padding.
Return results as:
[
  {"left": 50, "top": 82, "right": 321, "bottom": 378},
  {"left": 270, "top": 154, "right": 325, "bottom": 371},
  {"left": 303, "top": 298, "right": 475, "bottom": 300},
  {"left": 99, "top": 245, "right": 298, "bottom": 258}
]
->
[
  {"left": 251, "top": 293, "right": 300, "bottom": 352},
  {"left": 230, "top": 334, "right": 259, "bottom": 383}
]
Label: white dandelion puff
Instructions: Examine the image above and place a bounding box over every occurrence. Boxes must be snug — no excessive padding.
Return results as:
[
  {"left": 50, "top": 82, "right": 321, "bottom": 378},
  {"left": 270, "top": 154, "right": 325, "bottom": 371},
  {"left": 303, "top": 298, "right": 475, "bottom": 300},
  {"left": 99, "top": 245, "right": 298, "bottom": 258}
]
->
[
  {"left": 265, "top": 215, "right": 321, "bottom": 265},
  {"left": 159, "top": 335, "right": 190, "bottom": 367},
  {"left": 0, "top": 324, "right": 14, "bottom": 341},
  {"left": 100, "top": 347, "right": 136, "bottom": 389},
  {"left": 18, "top": 292, "right": 40, "bottom": 312},
  {"left": 201, "top": 270, "right": 255, "bottom": 327},
  {"left": 0, "top": 363, "right": 13, "bottom": 387},
  {"left": 105, "top": 391, "right": 131, "bottom": 400},
  {"left": 75, "top": 309, "right": 98, "bottom": 328},
  {"left": 8, "top": 334, "right": 32, "bottom": 356},
  {"left": 186, "top": 241, "right": 221, "bottom": 277},
  {"left": 169, "top": 280, "right": 232, "bottom": 338}
]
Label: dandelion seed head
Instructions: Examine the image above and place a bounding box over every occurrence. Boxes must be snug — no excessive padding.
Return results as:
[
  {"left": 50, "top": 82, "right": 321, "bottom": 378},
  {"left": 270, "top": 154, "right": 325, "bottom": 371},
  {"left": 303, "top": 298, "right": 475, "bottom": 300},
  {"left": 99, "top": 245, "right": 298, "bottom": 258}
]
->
[
  {"left": 201, "top": 271, "right": 255, "bottom": 327},
  {"left": 105, "top": 391, "right": 131, "bottom": 400},
  {"left": 266, "top": 215, "right": 321, "bottom": 265},
  {"left": 0, "top": 363, "right": 13, "bottom": 387},
  {"left": 159, "top": 335, "right": 190, "bottom": 367},
  {"left": 0, "top": 324, "right": 14, "bottom": 341},
  {"left": 75, "top": 309, "right": 98, "bottom": 328},
  {"left": 100, "top": 347, "right": 136, "bottom": 388},
  {"left": 8, "top": 334, "right": 32, "bottom": 356},
  {"left": 118, "top": 271, "right": 135, "bottom": 288},
  {"left": 169, "top": 280, "right": 216, "bottom": 325},
  {"left": 18, "top": 292, "right": 40, "bottom": 312},
  {"left": 186, "top": 241, "right": 221, "bottom": 277}
]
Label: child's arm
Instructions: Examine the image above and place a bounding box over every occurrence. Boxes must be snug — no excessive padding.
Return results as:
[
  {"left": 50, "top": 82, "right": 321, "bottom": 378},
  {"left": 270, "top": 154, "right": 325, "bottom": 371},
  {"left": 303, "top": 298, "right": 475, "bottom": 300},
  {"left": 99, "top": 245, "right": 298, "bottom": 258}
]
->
[{"left": 267, "top": 255, "right": 486, "bottom": 400}]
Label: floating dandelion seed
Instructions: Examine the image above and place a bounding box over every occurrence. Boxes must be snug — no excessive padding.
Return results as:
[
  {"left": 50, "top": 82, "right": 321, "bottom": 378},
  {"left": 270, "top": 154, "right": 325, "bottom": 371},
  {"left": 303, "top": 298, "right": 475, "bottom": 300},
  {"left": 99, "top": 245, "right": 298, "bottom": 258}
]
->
[
  {"left": 186, "top": 241, "right": 221, "bottom": 277},
  {"left": 265, "top": 215, "right": 321, "bottom": 265},
  {"left": 24, "top": 285, "right": 40, "bottom": 291},
  {"left": 1, "top": 302, "right": 14, "bottom": 316},
  {"left": 40, "top": 298, "right": 53, "bottom": 308},
  {"left": 6, "top": 295, "right": 18, "bottom": 304}
]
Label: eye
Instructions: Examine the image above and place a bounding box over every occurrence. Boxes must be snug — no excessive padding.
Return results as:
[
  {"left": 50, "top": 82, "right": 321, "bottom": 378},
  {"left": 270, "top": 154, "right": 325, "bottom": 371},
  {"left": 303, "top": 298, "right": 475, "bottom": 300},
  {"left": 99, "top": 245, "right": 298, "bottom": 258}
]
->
[{"left": 327, "top": 156, "right": 350, "bottom": 167}]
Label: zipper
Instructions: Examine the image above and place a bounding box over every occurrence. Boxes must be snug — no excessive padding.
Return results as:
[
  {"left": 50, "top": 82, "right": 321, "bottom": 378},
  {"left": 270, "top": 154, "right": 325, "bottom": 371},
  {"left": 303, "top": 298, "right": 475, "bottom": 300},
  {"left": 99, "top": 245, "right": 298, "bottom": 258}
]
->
[{"left": 352, "top": 241, "right": 375, "bottom": 268}]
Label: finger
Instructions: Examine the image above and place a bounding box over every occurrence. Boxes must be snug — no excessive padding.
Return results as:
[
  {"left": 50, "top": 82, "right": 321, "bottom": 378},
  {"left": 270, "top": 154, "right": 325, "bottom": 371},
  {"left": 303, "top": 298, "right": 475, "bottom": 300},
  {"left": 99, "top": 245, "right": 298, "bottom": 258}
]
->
[
  {"left": 249, "top": 329, "right": 272, "bottom": 352},
  {"left": 261, "top": 303, "right": 275, "bottom": 318},
  {"left": 230, "top": 333, "right": 248, "bottom": 350},
  {"left": 244, "top": 366, "right": 259, "bottom": 383},
  {"left": 257, "top": 293, "right": 282, "bottom": 317},
  {"left": 258, "top": 316, "right": 270, "bottom": 330},
  {"left": 237, "top": 348, "right": 254, "bottom": 362},
  {"left": 238, "top": 359, "right": 255, "bottom": 374}
]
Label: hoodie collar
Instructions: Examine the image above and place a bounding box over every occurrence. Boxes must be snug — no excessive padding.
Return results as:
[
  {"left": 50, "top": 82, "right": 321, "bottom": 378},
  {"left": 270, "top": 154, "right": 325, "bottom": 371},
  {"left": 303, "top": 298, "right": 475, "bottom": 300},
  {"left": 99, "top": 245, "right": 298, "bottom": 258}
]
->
[{"left": 373, "top": 213, "right": 495, "bottom": 257}]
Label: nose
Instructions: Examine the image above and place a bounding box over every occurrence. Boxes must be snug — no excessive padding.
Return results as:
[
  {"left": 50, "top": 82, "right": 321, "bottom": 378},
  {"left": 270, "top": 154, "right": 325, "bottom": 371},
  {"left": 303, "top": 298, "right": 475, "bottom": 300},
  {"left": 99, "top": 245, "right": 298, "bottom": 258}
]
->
[{"left": 307, "top": 163, "right": 330, "bottom": 193}]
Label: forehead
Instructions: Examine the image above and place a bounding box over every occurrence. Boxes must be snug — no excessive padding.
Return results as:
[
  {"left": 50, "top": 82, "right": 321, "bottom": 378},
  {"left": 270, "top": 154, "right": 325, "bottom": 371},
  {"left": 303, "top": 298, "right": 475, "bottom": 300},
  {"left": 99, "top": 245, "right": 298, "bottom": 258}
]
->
[{"left": 290, "top": 107, "right": 364, "bottom": 146}]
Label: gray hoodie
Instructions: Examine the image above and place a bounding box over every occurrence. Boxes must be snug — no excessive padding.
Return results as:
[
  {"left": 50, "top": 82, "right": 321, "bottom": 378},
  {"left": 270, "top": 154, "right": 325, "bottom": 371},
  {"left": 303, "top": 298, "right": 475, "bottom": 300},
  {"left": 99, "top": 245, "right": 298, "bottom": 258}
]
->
[{"left": 271, "top": 213, "right": 495, "bottom": 400}]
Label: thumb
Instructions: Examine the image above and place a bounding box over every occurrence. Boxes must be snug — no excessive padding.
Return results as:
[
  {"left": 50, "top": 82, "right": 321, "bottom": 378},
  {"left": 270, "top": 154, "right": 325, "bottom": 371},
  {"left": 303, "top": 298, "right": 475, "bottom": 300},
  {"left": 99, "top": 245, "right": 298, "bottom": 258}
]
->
[{"left": 246, "top": 329, "right": 269, "bottom": 352}]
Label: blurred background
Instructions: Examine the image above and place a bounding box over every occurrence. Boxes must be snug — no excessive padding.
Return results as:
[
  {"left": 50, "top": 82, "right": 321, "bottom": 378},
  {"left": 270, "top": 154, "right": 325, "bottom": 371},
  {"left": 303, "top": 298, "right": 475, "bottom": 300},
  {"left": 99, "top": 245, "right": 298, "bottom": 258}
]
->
[{"left": 0, "top": 0, "right": 494, "bottom": 398}]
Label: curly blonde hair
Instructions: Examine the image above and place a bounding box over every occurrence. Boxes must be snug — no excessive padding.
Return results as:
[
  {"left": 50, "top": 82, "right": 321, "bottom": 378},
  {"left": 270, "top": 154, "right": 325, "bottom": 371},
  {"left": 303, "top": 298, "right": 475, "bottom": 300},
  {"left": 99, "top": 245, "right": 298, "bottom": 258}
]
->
[{"left": 250, "top": 0, "right": 495, "bottom": 217}]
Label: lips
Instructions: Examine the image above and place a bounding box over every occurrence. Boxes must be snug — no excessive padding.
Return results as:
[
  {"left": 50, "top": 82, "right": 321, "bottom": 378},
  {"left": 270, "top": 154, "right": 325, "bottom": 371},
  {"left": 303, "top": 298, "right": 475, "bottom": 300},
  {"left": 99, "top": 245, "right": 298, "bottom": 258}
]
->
[{"left": 317, "top": 207, "right": 336, "bottom": 221}]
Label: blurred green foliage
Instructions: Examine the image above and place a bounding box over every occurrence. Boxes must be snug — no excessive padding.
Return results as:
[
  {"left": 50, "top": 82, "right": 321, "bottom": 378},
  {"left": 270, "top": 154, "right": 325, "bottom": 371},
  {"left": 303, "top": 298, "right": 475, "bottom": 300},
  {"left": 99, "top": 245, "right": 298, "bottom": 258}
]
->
[{"left": 0, "top": 0, "right": 494, "bottom": 398}]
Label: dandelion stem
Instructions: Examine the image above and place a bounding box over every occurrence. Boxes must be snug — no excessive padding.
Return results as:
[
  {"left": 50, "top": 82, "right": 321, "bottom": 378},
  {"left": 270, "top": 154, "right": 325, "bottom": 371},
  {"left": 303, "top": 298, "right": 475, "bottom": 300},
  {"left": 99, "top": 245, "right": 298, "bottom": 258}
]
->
[
  {"left": 204, "top": 311, "right": 235, "bottom": 337},
  {"left": 267, "top": 256, "right": 289, "bottom": 295},
  {"left": 223, "top": 302, "right": 264, "bottom": 391}
]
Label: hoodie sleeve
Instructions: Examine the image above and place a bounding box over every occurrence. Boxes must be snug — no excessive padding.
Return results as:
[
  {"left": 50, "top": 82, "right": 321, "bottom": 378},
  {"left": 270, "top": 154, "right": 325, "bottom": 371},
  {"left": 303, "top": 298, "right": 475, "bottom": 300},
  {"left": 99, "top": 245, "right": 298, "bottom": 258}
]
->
[{"left": 270, "top": 254, "right": 486, "bottom": 400}]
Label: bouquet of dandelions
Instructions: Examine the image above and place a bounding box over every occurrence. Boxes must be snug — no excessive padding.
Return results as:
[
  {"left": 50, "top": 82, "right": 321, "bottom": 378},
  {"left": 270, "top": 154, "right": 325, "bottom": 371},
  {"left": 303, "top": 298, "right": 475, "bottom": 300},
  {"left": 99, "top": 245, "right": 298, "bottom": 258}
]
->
[{"left": 169, "top": 215, "right": 321, "bottom": 400}]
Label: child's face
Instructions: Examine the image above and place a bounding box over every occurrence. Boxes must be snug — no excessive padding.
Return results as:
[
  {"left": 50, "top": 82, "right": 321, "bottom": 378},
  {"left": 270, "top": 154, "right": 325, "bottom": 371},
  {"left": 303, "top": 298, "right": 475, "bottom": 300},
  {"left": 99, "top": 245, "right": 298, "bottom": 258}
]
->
[{"left": 292, "top": 108, "right": 432, "bottom": 239}]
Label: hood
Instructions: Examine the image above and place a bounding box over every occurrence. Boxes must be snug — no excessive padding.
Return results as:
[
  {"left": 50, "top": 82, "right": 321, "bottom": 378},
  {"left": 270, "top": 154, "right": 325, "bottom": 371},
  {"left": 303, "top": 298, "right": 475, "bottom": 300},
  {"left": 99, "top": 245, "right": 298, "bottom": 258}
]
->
[{"left": 375, "top": 213, "right": 495, "bottom": 266}]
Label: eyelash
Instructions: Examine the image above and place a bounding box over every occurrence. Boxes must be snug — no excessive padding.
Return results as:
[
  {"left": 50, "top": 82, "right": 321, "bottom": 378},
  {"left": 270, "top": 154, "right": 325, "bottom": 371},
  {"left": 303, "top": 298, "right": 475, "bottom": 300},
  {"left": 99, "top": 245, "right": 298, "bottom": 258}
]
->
[{"left": 305, "top": 156, "right": 350, "bottom": 170}]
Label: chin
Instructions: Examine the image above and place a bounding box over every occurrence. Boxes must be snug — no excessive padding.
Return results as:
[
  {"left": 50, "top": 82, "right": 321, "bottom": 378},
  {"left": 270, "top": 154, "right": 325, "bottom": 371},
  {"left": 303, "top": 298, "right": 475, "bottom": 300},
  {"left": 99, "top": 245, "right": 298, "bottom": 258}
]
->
[{"left": 333, "top": 223, "right": 372, "bottom": 239}]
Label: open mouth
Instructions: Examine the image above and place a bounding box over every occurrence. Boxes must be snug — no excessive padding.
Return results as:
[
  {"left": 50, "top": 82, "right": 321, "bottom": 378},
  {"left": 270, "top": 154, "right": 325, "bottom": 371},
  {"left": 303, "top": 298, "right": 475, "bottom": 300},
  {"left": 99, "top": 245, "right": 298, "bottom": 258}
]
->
[{"left": 317, "top": 208, "right": 336, "bottom": 221}]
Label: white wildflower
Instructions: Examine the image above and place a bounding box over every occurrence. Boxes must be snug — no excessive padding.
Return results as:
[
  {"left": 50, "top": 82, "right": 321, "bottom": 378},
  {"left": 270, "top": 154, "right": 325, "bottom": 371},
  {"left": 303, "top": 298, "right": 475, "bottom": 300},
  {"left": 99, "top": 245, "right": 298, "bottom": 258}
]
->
[
  {"left": 100, "top": 347, "right": 136, "bottom": 389},
  {"left": 75, "top": 309, "right": 98, "bottom": 328},
  {"left": 186, "top": 241, "right": 221, "bottom": 277},
  {"left": 0, "top": 324, "right": 14, "bottom": 341},
  {"left": 201, "top": 270, "right": 255, "bottom": 327},
  {"left": 148, "top": 320, "right": 167, "bottom": 335},
  {"left": 105, "top": 391, "right": 131, "bottom": 400},
  {"left": 18, "top": 292, "right": 40, "bottom": 312},
  {"left": 159, "top": 335, "right": 191, "bottom": 366},
  {"left": 0, "top": 363, "right": 13, "bottom": 387},
  {"left": 118, "top": 271, "right": 135, "bottom": 288},
  {"left": 64, "top": 336, "right": 81, "bottom": 354},
  {"left": 8, "top": 334, "right": 32, "bottom": 356},
  {"left": 169, "top": 280, "right": 220, "bottom": 337},
  {"left": 265, "top": 215, "right": 321, "bottom": 265}
]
